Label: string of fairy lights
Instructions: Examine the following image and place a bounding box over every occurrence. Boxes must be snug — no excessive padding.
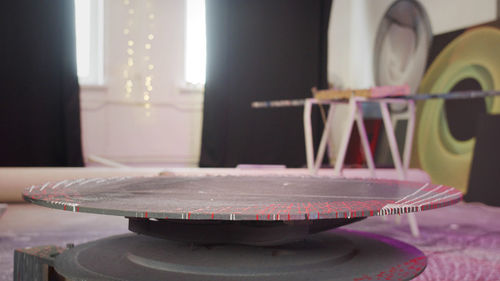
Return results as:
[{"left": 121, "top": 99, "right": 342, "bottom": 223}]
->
[
  {"left": 123, "top": 0, "right": 134, "bottom": 99},
  {"left": 143, "top": 0, "right": 154, "bottom": 117},
  {"left": 122, "top": 0, "right": 155, "bottom": 117}
]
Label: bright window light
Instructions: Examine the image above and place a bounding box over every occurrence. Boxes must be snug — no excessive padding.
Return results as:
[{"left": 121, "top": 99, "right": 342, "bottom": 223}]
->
[
  {"left": 74, "top": 0, "right": 103, "bottom": 85},
  {"left": 185, "top": 0, "right": 206, "bottom": 86},
  {"left": 75, "top": 0, "right": 91, "bottom": 78}
]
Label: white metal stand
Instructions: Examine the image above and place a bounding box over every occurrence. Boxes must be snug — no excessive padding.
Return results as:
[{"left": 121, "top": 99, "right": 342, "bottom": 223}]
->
[{"left": 303, "top": 97, "right": 420, "bottom": 237}]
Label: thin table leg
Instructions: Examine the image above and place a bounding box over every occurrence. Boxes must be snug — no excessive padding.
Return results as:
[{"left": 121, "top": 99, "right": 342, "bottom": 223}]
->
[
  {"left": 314, "top": 104, "right": 335, "bottom": 172},
  {"left": 303, "top": 99, "right": 315, "bottom": 173},
  {"left": 380, "top": 101, "right": 420, "bottom": 237},
  {"left": 379, "top": 102, "right": 405, "bottom": 180},
  {"left": 355, "top": 102, "right": 376, "bottom": 177},
  {"left": 334, "top": 98, "right": 357, "bottom": 176},
  {"left": 403, "top": 101, "right": 419, "bottom": 237},
  {"left": 407, "top": 212, "right": 420, "bottom": 237},
  {"left": 403, "top": 101, "right": 416, "bottom": 170}
]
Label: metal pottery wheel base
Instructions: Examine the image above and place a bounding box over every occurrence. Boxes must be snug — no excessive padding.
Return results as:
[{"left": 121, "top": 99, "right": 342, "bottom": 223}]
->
[
  {"left": 54, "top": 229, "right": 426, "bottom": 281},
  {"left": 128, "top": 217, "right": 366, "bottom": 246}
]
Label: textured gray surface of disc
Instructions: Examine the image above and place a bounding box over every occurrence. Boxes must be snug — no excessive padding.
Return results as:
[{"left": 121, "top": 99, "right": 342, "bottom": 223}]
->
[{"left": 23, "top": 176, "right": 462, "bottom": 221}]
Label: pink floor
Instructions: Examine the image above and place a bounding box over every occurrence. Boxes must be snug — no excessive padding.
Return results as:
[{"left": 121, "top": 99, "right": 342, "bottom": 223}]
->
[{"left": 1, "top": 201, "right": 499, "bottom": 280}]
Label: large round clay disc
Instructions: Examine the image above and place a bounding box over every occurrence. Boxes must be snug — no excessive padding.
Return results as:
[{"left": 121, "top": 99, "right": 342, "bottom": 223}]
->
[{"left": 23, "top": 176, "right": 461, "bottom": 221}]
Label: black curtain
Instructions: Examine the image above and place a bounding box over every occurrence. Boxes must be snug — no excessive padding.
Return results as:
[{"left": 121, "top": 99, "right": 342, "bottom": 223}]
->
[
  {"left": 200, "top": 0, "right": 332, "bottom": 167},
  {"left": 464, "top": 114, "right": 500, "bottom": 206},
  {"left": 0, "top": 1, "right": 83, "bottom": 166}
]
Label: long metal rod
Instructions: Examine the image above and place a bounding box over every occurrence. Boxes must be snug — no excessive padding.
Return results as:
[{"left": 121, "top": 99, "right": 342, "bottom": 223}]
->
[{"left": 251, "top": 90, "right": 500, "bottom": 109}]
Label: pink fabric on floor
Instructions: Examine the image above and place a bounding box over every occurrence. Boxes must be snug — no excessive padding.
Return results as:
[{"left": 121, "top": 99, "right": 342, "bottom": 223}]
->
[{"left": 345, "top": 202, "right": 500, "bottom": 281}]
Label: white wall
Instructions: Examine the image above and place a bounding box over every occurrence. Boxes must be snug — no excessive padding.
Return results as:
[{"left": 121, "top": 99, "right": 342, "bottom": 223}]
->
[
  {"left": 419, "top": 0, "right": 498, "bottom": 35},
  {"left": 328, "top": 0, "right": 498, "bottom": 90},
  {"left": 80, "top": 0, "right": 204, "bottom": 166}
]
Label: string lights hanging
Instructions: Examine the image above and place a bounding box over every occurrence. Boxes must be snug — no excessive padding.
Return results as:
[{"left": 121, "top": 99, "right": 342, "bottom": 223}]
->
[
  {"left": 143, "top": 0, "right": 154, "bottom": 117},
  {"left": 123, "top": 0, "right": 135, "bottom": 99},
  {"left": 122, "top": 0, "right": 155, "bottom": 117}
]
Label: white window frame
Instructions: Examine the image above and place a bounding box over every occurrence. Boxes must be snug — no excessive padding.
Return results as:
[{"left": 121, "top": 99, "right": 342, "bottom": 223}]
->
[{"left": 75, "top": 0, "right": 105, "bottom": 86}]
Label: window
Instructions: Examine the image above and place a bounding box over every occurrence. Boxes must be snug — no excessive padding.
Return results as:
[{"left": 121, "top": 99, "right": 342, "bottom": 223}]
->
[
  {"left": 74, "top": 0, "right": 104, "bottom": 85},
  {"left": 185, "top": 0, "right": 206, "bottom": 87}
]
